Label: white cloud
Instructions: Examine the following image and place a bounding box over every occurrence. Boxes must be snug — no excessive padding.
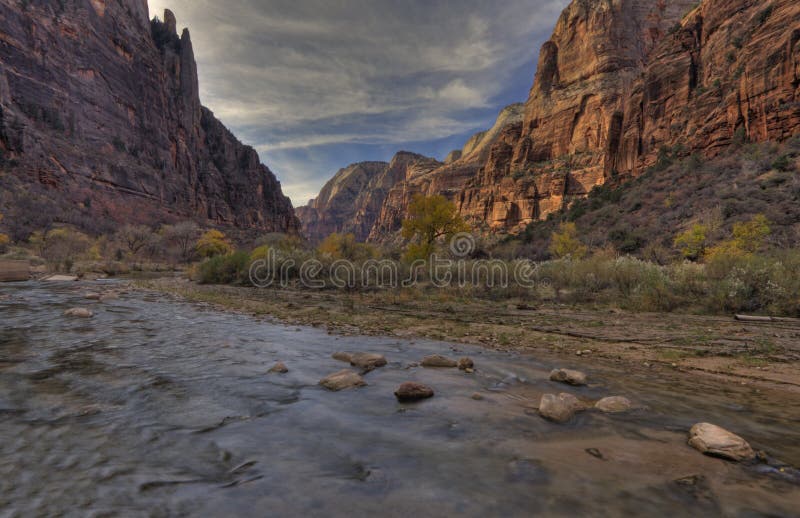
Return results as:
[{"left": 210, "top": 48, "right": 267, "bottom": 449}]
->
[{"left": 146, "top": 0, "right": 571, "bottom": 200}]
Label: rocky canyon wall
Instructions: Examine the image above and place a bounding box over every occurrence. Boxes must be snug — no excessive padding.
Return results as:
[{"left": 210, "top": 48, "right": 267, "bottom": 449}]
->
[
  {"left": 303, "top": 0, "right": 800, "bottom": 242},
  {"left": 0, "top": 0, "right": 299, "bottom": 233}
]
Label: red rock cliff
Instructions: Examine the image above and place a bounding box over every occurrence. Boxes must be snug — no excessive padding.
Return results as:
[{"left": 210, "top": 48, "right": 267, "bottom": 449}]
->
[
  {"left": 0, "top": 1, "right": 299, "bottom": 233},
  {"left": 316, "top": 0, "right": 800, "bottom": 242},
  {"left": 463, "top": 0, "right": 800, "bottom": 232}
]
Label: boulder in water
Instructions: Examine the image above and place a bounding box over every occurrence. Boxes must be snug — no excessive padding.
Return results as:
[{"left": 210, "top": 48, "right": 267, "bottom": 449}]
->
[
  {"left": 349, "top": 353, "right": 387, "bottom": 371},
  {"left": 332, "top": 351, "right": 353, "bottom": 362},
  {"left": 688, "top": 423, "right": 755, "bottom": 462},
  {"left": 539, "top": 393, "right": 584, "bottom": 423},
  {"left": 421, "top": 355, "right": 457, "bottom": 368},
  {"left": 268, "top": 362, "right": 289, "bottom": 374},
  {"left": 549, "top": 368, "right": 587, "bottom": 386},
  {"left": 394, "top": 382, "right": 434, "bottom": 402},
  {"left": 458, "top": 357, "right": 474, "bottom": 370},
  {"left": 319, "top": 370, "right": 366, "bottom": 391}
]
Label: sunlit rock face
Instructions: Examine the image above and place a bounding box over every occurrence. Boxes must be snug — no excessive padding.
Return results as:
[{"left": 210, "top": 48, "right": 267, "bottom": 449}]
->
[
  {"left": 297, "top": 152, "right": 442, "bottom": 243},
  {"left": 312, "top": 0, "right": 800, "bottom": 241},
  {"left": 463, "top": 0, "right": 800, "bottom": 233},
  {"left": 0, "top": 1, "right": 298, "bottom": 232}
]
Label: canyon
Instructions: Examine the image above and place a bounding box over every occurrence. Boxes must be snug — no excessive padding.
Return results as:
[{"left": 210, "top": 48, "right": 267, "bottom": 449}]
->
[
  {"left": 299, "top": 0, "right": 800, "bottom": 242},
  {"left": 0, "top": 0, "right": 298, "bottom": 233}
]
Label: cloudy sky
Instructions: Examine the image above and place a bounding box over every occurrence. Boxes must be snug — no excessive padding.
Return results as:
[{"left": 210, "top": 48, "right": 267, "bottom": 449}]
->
[{"left": 146, "top": 0, "right": 568, "bottom": 206}]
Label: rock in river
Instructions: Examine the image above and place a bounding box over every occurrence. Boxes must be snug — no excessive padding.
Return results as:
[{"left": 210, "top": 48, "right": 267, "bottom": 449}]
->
[
  {"left": 349, "top": 353, "right": 387, "bottom": 371},
  {"left": 394, "top": 382, "right": 434, "bottom": 402},
  {"left": 268, "top": 362, "right": 289, "bottom": 374},
  {"left": 421, "top": 355, "right": 457, "bottom": 368},
  {"left": 64, "top": 308, "right": 93, "bottom": 318},
  {"left": 539, "top": 393, "right": 584, "bottom": 423},
  {"left": 688, "top": 423, "right": 755, "bottom": 462},
  {"left": 458, "top": 357, "right": 474, "bottom": 371},
  {"left": 549, "top": 368, "right": 587, "bottom": 386},
  {"left": 319, "top": 370, "right": 367, "bottom": 392},
  {"left": 332, "top": 351, "right": 353, "bottom": 362},
  {"left": 595, "top": 396, "right": 632, "bottom": 413}
]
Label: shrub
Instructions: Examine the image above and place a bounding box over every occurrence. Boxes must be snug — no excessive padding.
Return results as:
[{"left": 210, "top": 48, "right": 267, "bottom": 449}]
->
[
  {"left": 732, "top": 214, "right": 771, "bottom": 252},
  {"left": 549, "top": 222, "right": 587, "bottom": 259},
  {"left": 772, "top": 154, "right": 793, "bottom": 172},
  {"left": 318, "top": 233, "right": 376, "bottom": 262},
  {"left": 197, "top": 251, "right": 252, "bottom": 285},
  {"left": 196, "top": 230, "right": 232, "bottom": 258},
  {"left": 674, "top": 224, "right": 709, "bottom": 261},
  {"left": 33, "top": 227, "right": 92, "bottom": 272}
]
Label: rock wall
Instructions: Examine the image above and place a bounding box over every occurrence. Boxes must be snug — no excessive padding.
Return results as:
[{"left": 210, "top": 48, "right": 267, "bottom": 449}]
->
[
  {"left": 0, "top": 0, "right": 299, "bottom": 233},
  {"left": 368, "top": 104, "right": 524, "bottom": 240},
  {"left": 307, "top": 0, "right": 800, "bottom": 242},
  {"left": 464, "top": 0, "right": 800, "bottom": 233},
  {"left": 297, "top": 152, "right": 441, "bottom": 243}
]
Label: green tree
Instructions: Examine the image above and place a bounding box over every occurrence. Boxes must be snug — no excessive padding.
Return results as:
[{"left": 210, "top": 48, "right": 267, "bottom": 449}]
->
[
  {"left": 401, "top": 195, "right": 469, "bottom": 261},
  {"left": 549, "top": 222, "right": 588, "bottom": 259},
  {"left": 674, "top": 224, "right": 709, "bottom": 261},
  {"left": 196, "top": 229, "right": 232, "bottom": 258}
]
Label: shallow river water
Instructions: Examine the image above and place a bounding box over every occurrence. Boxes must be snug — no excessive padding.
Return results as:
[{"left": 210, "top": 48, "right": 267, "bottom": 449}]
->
[{"left": 1, "top": 281, "right": 799, "bottom": 517}]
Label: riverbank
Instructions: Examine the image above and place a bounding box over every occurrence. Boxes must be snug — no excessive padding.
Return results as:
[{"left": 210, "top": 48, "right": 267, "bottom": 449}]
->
[{"left": 136, "top": 278, "right": 800, "bottom": 393}]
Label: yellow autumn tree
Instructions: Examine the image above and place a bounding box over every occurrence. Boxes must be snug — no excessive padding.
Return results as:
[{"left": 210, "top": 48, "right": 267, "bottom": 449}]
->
[
  {"left": 318, "top": 232, "right": 376, "bottom": 262},
  {"left": 705, "top": 214, "right": 771, "bottom": 261},
  {"left": 674, "top": 223, "right": 709, "bottom": 261},
  {"left": 549, "top": 222, "right": 588, "bottom": 259},
  {"left": 401, "top": 195, "right": 469, "bottom": 261},
  {"left": 196, "top": 229, "right": 232, "bottom": 258}
]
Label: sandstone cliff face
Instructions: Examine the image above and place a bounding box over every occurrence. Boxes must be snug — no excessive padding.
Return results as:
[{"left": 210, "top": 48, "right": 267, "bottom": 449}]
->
[
  {"left": 0, "top": 1, "right": 298, "bottom": 233},
  {"left": 297, "top": 152, "right": 441, "bottom": 243},
  {"left": 297, "top": 161, "right": 388, "bottom": 242},
  {"left": 463, "top": 0, "right": 800, "bottom": 232},
  {"left": 309, "top": 0, "right": 799, "bottom": 242},
  {"left": 368, "top": 104, "right": 524, "bottom": 240}
]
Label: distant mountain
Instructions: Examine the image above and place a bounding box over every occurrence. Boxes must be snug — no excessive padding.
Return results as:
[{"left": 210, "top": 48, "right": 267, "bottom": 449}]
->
[
  {"left": 0, "top": 1, "right": 299, "bottom": 234},
  {"left": 304, "top": 0, "right": 800, "bottom": 242},
  {"left": 296, "top": 152, "right": 441, "bottom": 243}
]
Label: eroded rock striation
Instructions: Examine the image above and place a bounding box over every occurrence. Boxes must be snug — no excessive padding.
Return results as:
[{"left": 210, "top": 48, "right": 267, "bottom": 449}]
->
[
  {"left": 297, "top": 152, "right": 440, "bottom": 243},
  {"left": 0, "top": 1, "right": 298, "bottom": 232},
  {"left": 305, "top": 0, "right": 800, "bottom": 241}
]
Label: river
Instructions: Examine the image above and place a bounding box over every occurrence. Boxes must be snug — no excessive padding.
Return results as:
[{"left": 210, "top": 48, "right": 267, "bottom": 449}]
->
[{"left": 1, "top": 281, "right": 799, "bottom": 516}]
